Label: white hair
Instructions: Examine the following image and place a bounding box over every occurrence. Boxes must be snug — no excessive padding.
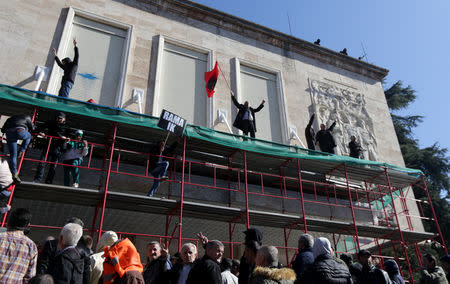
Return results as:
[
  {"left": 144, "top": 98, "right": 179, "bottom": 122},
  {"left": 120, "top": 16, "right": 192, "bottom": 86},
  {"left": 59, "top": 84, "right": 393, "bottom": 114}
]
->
[
  {"left": 259, "top": 246, "right": 278, "bottom": 267},
  {"left": 182, "top": 242, "right": 197, "bottom": 254},
  {"left": 60, "top": 223, "right": 83, "bottom": 247}
]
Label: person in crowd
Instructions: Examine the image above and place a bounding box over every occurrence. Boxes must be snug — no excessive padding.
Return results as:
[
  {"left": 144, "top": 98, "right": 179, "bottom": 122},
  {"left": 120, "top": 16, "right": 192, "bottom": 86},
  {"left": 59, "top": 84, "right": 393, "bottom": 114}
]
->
[
  {"left": 34, "top": 112, "right": 71, "bottom": 184},
  {"left": 170, "top": 252, "right": 182, "bottom": 266},
  {"left": 90, "top": 231, "right": 118, "bottom": 284},
  {"left": 384, "top": 259, "right": 405, "bottom": 284},
  {"left": 1, "top": 114, "right": 35, "bottom": 183},
  {"left": 240, "top": 228, "right": 263, "bottom": 284},
  {"left": 251, "top": 246, "right": 296, "bottom": 284},
  {"left": 441, "top": 255, "right": 450, "bottom": 282},
  {"left": 0, "top": 155, "right": 14, "bottom": 214},
  {"left": 0, "top": 208, "right": 38, "bottom": 283},
  {"left": 356, "top": 249, "right": 391, "bottom": 284},
  {"left": 307, "top": 237, "right": 352, "bottom": 284},
  {"left": 231, "top": 259, "right": 240, "bottom": 277},
  {"left": 420, "top": 253, "right": 448, "bottom": 284},
  {"left": 305, "top": 113, "right": 316, "bottom": 150},
  {"left": 37, "top": 236, "right": 56, "bottom": 259},
  {"left": 147, "top": 140, "right": 178, "bottom": 197},
  {"left": 62, "top": 129, "right": 88, "bottom": 188},
  {"left": 79, "top": 235, "right": 93, "bottom": 255},
  {"left": 231, "top": 91, "right": 265, "bottom": 139},
  {"left": 291, "top": 234, "right": 314, "bottom": 282},
  {"left": 348, "top": 135, "right": 362, "bottom": 158},
  {"left": 186, "top": 240, "right": 224, "bottom": 284},
  {"left": 339, "top": 253, "right": 353, "bottom": 268},
  {"left": 315, "top": 121, "right": 337, "bottom": 154},
  {"left": 29, "top": 274, "right": 54, "bottom": 284},
  {"left": 49, "top": 223, "right": 84, "bottom": 283},
  {"left": 221, "top": 257, "right": 238, "bottom": 284},
  {"left": 52, "top": 38, "right": 79, "bottom": 98},
  {"left": 103, "top": 237, "right": 144, "bottom": 284},
  {"left": 37, "top": 217, "right": 91, "bottom": 283},
  {"left": 349, "top": 261, "right": 362, "bottom": 284},
  {"left": 166, "top": 242, "right": 197, "bottom": 284},
  {"left": 142, "top": 241, "right": 172, "bottom": 284}
]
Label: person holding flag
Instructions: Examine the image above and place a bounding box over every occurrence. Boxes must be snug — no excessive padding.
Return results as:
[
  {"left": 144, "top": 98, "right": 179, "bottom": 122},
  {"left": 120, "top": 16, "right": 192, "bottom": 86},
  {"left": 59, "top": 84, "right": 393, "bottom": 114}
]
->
[{"left": 231, "top": 91, "right": 265, "bottom": 139}]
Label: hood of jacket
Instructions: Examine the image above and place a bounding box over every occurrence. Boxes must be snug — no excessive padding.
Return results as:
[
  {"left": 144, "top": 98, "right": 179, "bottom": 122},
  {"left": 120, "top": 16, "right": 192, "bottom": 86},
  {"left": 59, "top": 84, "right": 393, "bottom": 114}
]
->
[
  {"left": 384, "top": 259, "right": 400, "bottom": 276},
  {"left": 61, "top": 247, "right": 84, "bottom": 274},
  {"left": 252, "top": 266, "right": 296, "bottom": 282}
]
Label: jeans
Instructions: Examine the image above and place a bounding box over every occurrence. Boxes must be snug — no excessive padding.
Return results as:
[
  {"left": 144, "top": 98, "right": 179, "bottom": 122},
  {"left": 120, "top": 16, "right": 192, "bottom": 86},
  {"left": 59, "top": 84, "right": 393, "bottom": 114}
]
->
[
  {"left": 63, "top": 158, "right": 83, "bottom": 186},
  {"left": 6, "top": 128, "right": 32, "bottom": 175},
  {"left": 34, "top": 144, "right": 61, "bottom": 184},
  {"left": 147, "top": 161, "right": 169, "bottom": 197},
  {"left": 58, "top": 80, "right": 74, "bottom": 98}
]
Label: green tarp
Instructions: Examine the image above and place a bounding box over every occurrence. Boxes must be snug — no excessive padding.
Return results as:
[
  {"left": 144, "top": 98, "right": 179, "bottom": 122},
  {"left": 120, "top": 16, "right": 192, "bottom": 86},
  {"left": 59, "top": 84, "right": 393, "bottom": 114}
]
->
[{"left": 0, "top": 83, "right": 423, "bottom": 177}]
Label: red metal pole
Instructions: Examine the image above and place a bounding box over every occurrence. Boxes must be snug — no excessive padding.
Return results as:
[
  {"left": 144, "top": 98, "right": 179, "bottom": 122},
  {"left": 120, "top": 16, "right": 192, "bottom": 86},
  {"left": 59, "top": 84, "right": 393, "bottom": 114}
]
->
[
  {"left": 97, "top": 122, "right": 118, "bottom": 240},
  {"left": 2, "top": 107, "right": 38, "bottom": 227},
  {"left": 177, "top": 135, "right": 187, "bottom": 252},
  {"left": 296, "top": 159, "right": 308, "bottom": 233},
  {"left": 420, "top": 175, "right": 448, "bottom": 253},
  {"left": 343, "top": 164, "right": 360, "bottom": 250},
  {"left": 384, "top": 168, "right": 415, "bottom": 284},
  {"left": 244, "top": 151, "right": 250, "bottom": 229}
]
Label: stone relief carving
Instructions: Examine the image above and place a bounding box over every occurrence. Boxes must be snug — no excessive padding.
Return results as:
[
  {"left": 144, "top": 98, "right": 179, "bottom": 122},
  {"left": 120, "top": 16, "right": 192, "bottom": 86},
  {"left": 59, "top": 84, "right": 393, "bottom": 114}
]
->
[{"left": 309, "top": 79, "right": 378, "bottom": 161}]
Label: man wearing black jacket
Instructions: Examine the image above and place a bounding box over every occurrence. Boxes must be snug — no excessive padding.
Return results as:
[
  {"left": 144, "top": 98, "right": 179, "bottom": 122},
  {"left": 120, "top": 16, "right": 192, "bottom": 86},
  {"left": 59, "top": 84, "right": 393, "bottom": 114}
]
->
[
  {"left": 33, "top": 112, "right": 71, "bottom": 184},
  {"left": 1, "top": 114, "right": 35, "bottom": 183},
  {"left": 186, "top": 240, "right": 223, "bottom": 284},
  {"left": 305, "top": 114, "right": 316, "bottom": 150},
  {"left": 52, "top": 38, "right": 79, "bottom": 98},
  {"left": 231, "top": 92, "right": 265, "bottom": 139},
  {"left": 315, "top": 121, "right": 337, "bottom": 154}
]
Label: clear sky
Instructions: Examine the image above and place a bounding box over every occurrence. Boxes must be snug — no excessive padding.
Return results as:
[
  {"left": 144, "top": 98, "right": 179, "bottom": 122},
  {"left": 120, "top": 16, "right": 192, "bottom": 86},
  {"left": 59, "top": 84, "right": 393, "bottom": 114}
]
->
[{"left": 192, "top": 0, "right": 450, "bottom": 152}]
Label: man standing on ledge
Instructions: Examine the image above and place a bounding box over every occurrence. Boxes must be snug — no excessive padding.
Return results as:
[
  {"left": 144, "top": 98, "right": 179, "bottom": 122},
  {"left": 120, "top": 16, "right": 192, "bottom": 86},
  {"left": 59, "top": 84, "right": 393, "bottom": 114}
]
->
[
  {"left": 305, "top": 113, "right": 316, "bottom": 150},
  {"left": 52, "top": 38, "right": 79, "bottom": 98},
  {"left": 231, "top": 91, "right": 265, "bottom": 139},
  {"left": 315, "top": 121, "right": 337, "bottom": 154}
]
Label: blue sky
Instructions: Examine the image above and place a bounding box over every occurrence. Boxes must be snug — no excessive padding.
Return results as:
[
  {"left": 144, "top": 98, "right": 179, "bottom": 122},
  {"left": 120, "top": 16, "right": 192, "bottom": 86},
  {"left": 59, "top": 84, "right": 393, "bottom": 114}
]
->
[{"left": 193, "top": 0, "right": 450, "bottom": 152}]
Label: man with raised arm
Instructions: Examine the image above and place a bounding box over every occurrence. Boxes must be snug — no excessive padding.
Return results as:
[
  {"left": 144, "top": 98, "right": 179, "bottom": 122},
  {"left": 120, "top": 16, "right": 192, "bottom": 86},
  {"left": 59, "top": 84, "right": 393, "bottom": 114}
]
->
[{"left": 52, "top": 38, "right": 79, "bottom": 98}]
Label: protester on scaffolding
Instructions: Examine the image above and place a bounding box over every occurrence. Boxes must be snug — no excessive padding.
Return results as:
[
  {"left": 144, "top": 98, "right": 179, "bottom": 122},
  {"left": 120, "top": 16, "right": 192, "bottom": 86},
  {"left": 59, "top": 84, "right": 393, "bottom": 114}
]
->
[
  {"left": 147, "top": 139, "right": 178, "bottom": 197},
  {"left": 62, "top": 129, "right": 88, "bottom": 188},
  {"left": 354, "top": 249, "right": 391, "bottom": 284},
  {"left": 222, "top": 257, "right": 239, "bottom": 284},
  {"left": 48, "top": 223, "right": 84, "bottom": 283},
  {"left": 305, "top": 237, "right": 352, "bottom": 284},
  {"left": 34, "top": 112, "right": 71, "bottom": 184},
  {"left": 52, "top": 38, "right": 79, "bottom": 98},
  {"left": 348, "top": 135, "right": 362, "bottom": 159},
  {"left": 420, "top": 253, "right": 448, "bottom": 284},
  {"left": 143, "top": 241, "right": 172, "bottom": 284},
  {"left": 231, "top": 91, "right": 265, "bottom": 139},
  {"left": 250, "top": 246, "right": 296, "bottom": 284},
  {"left": 186, "top": 240, "right": 224, "bottom": 284},
  {"left": 0, "top": 208, "right": 38, "bottom": 283},
  {"left": 305, "top": 113, "right": 316, "bottom": 150},
  {"left": 37, "top": 217, "right": 91, "bottom": 284},
  {"left": 231, "top": 259, "right": 240, "bottom": 277},
  {"left": 240, "top": 228, "right": 263, "bottom": 284},
  {"left": 90, "top": 231, "right": 118, "bottom": 284},
  {"left": 1, "top": 114, "right": 35, "bottom": 183},
  {"left": 315, "top": 120, "right": 337, "bottom": 154},
  {"left": 441, "top": 255, "right": 450, "bottom": 282},
  {"left": 166, "top": 243, "right": 198, "bottom": 284},
  {"left": 292, "top": 234, "right": 314, "bottom": 284},
  {"left": 384, "top": 259, "right": 405, "bottom": 284}
]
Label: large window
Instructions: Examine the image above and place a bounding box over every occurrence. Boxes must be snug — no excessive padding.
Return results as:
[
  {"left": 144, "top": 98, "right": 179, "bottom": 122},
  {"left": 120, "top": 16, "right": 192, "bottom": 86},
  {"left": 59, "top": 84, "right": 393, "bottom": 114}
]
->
[
  {"left": 155, "top": 40, "right": 211, "bottom": 127},
  {"left": 238, "top": 63, "right": 286, "bottom": 143}
]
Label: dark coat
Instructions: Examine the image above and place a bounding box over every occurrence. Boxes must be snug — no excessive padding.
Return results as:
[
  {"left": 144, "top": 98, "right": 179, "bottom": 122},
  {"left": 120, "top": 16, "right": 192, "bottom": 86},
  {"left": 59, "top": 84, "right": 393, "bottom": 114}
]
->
[
  {"left": 384, "top": 260, "right": 405, "bottom": 284},
  {"left": 50, "top": 247, "right": 84, "bottom": 284},
  {"left": 358, "top": 264, "right": 391, "bottom": 284},
  {"left": 308, "top": 254, "right": 352, "bottom": 284},
  {"left": 186, "top": 255, "right": 222, "bottom": 284},
  {"left": 231, "top": 95, "right": 264, "bottom": 133},
  {"left": 1, "top": 114, "right": 35, "bottom": 133},
  {"left": 149, "top": 141, "right": 178, "bottom": 170},
  {"left": 420, "top": 266, "right": 448, "bottom": 284},
  {"left": 315, "top": 122, "right": 336, "bottom": 154},
  {"left": 292, "top": 247, "right": 314, "bottom": 283},
  {"left": 142, "top": 257, "right": 171, "bottom": 284},
  {"left": 55, "top": 46, "right": 79, "bottom": 83},
  {"left": 305, "top": 114, "right": 315, "bottom": 150},
  {"left": 36, "top": 120, "right": 71, "bottom": 149},
  {"left": 348, "top": 141, "right": 361, "bottom": 159},
  {"left": 239, "top": 255, "right": 255, "bottom": 284}
]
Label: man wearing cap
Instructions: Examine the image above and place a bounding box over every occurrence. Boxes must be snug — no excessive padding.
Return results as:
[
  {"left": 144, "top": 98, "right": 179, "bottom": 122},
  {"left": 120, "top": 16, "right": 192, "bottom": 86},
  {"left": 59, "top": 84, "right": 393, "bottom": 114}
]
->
[
  {"left": 356, "top": 249, "right": 391, "bottom": 284},
  {"left": 239, "top": 228, "right": 263, "bottom": 284},
  {"left": 441, "top": 255, "right": 450, "bottom": 282},
  {"left": 52, "top": 38, "right": 79, "bottom": 98},
  {"left": 34, "top": 112, "right": 71, "bottom": 184},
  {"left": 62, "top": 130, "right": 89, "bottom": 188}
]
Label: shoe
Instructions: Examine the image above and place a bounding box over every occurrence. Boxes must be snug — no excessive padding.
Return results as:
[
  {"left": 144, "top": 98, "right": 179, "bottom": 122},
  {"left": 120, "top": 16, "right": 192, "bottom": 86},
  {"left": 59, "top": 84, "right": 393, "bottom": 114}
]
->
[
  {"left": 160, "top": 176, "right": 169, "bottom": 181},
  {"left": 147, "top": 192, "right": 154, "bottom": 197},
  {"left": 17, "top": 151, "right": 24, "bottom": 160},
  {"left": 73, "top": 183, "right": 79, "bottom": 188},
  {"left": 12, "top": 174, "right": 22, "bottom": 184}
]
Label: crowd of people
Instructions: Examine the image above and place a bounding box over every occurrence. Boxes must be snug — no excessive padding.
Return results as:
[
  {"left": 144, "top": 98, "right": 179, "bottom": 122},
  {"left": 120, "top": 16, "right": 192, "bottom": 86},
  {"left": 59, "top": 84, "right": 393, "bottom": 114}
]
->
[{"left": 1, "top": 217, "right": 449, "bottom": 284}]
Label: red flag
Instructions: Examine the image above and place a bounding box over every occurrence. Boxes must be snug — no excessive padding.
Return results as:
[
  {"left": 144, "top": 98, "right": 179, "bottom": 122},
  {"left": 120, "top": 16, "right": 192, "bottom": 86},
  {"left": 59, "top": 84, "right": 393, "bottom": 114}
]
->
[{"left": 204, "top": 62, "right": 219, "bottom": 98}]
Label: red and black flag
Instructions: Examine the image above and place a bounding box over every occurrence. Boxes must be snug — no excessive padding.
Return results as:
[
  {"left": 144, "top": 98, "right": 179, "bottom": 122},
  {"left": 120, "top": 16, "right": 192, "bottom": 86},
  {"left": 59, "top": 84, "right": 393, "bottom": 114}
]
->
[{"left": 204, "top": 61, "right": 219, "bottom": 98}]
